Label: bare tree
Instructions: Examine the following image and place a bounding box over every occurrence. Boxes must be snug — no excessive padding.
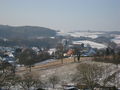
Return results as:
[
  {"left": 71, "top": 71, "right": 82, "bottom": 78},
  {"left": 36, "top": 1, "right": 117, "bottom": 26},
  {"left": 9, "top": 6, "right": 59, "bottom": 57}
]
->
[
  {"left": 55, "top": 43, "right": 64, "bottom": 64},
  {"left": 17, "top": 73, "right": 43, "bottom": 90},
  {"left": 73, "top": 63, "right": 103, "bottom": 90},
  {"left": 3, "top": 74, "right": 20, "bottom": 90},
  {"left": 18, "top": 48, "right": 37, "bottom": 72},
  {"left": 0, "top": 60, "right": 14, "bottom": 88},
  {"left": 48, "top": 74, "right": 60, "bottom": 89},
  {"left": 103, "top": 71, "right": 116, "bottom": 86},
  {"left": 73, "top": 47, "right": 81, "bottom": 62}
]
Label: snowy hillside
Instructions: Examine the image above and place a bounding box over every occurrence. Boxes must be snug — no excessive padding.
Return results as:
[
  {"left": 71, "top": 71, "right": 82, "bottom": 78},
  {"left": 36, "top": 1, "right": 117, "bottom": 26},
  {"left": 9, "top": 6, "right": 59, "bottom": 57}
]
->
[
  {"left": 73, "top": 40, "right": 107, "bottom": 49},
  {"left": 57, "top": 31, "right": 104, "bottom": 39},
  {"left": 57, "top": 31, "right": 120, "bottom": 48},
  {"left": 112, "top": 35, "right": 120, "bottom": 44},
  {"left": 68, "top": 31, "right": 103, "bottom": 39}
]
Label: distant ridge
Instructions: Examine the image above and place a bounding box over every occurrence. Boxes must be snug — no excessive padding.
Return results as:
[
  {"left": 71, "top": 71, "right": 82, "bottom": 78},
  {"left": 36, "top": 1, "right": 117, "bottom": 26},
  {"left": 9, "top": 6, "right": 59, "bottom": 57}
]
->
[{"left": 0, "top": 25, "right": 56, "bottom": 39}]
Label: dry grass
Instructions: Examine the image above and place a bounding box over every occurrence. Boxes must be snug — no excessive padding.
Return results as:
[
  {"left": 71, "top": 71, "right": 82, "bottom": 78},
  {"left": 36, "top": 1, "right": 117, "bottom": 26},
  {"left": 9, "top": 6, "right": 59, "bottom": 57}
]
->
[{"left": 17, "top": 57, "right": 92, "bottom": 73}]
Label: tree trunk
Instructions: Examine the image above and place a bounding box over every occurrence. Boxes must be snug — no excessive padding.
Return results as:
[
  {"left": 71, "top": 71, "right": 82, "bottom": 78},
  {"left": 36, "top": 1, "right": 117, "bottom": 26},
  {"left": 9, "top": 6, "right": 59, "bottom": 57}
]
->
[
  {"left": 52, "top": 84, "right": 55, "bottom": 89},
  {"left": 29, "top": 66, "right": 31, "bottom": 72},
  {"left": 74, "top": 55, "right": 76, "bottom": 62},
  {"left": 61, "top": 58, "right": 63, "bottom": 64}
]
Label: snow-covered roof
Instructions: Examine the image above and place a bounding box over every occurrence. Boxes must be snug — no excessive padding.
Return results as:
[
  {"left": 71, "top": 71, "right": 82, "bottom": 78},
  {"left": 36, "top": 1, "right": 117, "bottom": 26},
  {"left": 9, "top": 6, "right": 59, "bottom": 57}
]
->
[{"left": 48, "top": 48, "right": 56, "bottom": 55}]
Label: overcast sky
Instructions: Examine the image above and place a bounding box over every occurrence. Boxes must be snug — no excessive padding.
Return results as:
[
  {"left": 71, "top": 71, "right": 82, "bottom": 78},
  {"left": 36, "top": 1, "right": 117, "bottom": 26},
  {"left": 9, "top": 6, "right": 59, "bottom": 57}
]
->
[{"left": 0, "top": 0, "right": 120, "bottom": 32}]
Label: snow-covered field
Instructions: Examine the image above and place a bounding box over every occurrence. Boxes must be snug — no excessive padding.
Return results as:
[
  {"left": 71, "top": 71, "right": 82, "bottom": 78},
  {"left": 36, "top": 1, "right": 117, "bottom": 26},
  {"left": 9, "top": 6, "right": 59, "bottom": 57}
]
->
[
  {"left": 34, "top": 60, "right": 119, "bottom": 89},
  {"left": 57, "top": 31, "right": 104, "bottom": 39},
  {"left": 57, "top": 31, "right": 120, "bottom": 48},
  {"left": 38, "top": 62, "right": 78, "bottom": 84},
  {"left": 68, "top": 31, "right": 103, "bottom": 39},
  {"left": 73, "top": 40, "right": 107, "bottom": 49},
  {"left": 16, "top": 56, "right": 120, "bottom": 90},
  {"left": 112, "top": 35, "right": 120, "bottom": 44},
  {"left": 52, "top": 31, "right": 120, "bottom": 49}
]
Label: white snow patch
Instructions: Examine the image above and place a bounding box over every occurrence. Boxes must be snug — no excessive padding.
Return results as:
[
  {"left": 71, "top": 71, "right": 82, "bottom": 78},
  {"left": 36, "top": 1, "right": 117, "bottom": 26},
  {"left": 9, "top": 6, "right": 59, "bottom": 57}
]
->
[
  {"left": 48, "top": 48, "right": 56, "bottom": 55},
  {"left": 56, "top": 31, "right": 69, "bottom": 36},
  {"left": 50, "top": 37, "right": 55, "bottom": 39}
]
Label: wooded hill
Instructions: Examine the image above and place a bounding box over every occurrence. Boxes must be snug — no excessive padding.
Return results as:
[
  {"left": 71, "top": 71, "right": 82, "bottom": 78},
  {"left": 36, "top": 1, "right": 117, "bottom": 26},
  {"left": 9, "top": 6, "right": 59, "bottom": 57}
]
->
[{"left": 0, "top": 25, "right": 57, "bottom": 39}]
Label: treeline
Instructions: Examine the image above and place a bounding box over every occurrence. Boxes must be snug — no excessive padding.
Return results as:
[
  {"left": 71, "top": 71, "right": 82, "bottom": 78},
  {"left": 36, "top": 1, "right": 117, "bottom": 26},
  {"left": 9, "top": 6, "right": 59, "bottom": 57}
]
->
[
  {"left": 0, "top": 25, "right": 56, "bottom": 39},
  {"left": 93, "top": 46, "right": 120, "bottom": 65},
  {"left": 0, "top": 38, "right": 59, "bottom": 48},
  {"left": 15, "top": 48, "right": 51, "bottom": 71}
]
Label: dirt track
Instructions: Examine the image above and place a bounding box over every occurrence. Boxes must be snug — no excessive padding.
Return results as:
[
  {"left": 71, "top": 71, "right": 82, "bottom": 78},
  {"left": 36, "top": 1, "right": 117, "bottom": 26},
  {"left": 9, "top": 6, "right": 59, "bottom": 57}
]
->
[{"left": 17, "top": 57, "right": 92, "bottom": 72}]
